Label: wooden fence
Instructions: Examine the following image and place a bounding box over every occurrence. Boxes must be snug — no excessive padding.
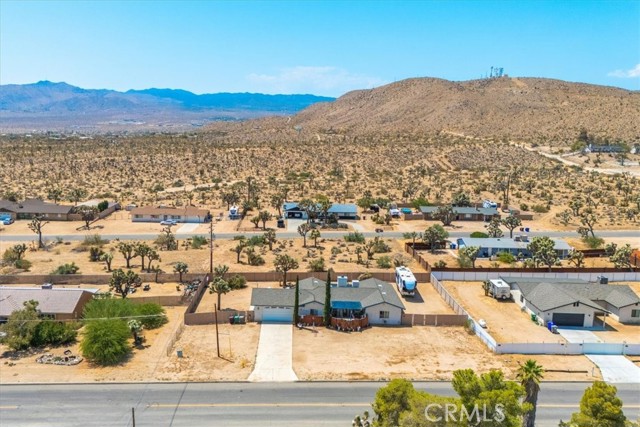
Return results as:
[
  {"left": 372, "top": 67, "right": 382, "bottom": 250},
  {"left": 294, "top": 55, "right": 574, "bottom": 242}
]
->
[
  {"left": 0, "top": 273, "right": 204, "bottom": 285},
  {"left": 129, "top": 295, "right": 184, "bottom": 306},
  {"left": 184, "top": 310, "right": 254, "bottom": 325}
]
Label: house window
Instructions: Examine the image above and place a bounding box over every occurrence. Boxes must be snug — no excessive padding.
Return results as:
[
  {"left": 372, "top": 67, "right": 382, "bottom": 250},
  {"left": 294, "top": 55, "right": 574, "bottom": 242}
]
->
[
  {"left": 151, "top": 215, "right": 159, "bottom": 219},
  {"left": 134, "top": 214, "right": 142, "bottom": 219},
  {"left": 379, "top": 311, "right": 390, "bottom": 319},
  {"left": 310, "top": 309, "right": 319, "bottom": 316},
  {"left": 632, "top": 310, "right": 640, "bottom": 318},
  {"left": 172, "top": 215, "right": 180, "bottom": 220}
]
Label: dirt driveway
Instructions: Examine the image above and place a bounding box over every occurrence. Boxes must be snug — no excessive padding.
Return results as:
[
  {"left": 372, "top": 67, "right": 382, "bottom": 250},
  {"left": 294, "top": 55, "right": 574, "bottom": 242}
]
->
[{"left": 442, "top": 281, "right": 563, "bottom": 343}]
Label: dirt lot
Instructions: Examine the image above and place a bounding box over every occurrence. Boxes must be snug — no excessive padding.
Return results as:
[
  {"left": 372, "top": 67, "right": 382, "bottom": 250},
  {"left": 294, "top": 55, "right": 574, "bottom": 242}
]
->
[
  {"left": 442, "top": 281, "right": 562, "bottom": 343},
  {"left": 156, "top": 322, "right": 260, "bottom": 382},
  {"left": 197, "top": 284, "right": 256, "bottom": 312},
  {"left": 593, "top": 315, "right": 640, "bottom": 343},
  {"left": 0, "top": 282, "right": 184, "bottom": 299},
  {"left": 399, "top": 282, "right": 455, "bottom": 314},
  {"left": 292, "top": 326, "right": 599, "bottom": 381},
  {"left": 0, "top": 306, "right": 184, "bottom": 383}
]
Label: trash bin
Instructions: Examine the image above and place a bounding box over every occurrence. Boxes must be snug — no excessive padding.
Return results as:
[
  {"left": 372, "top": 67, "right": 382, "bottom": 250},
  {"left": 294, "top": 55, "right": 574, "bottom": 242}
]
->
[
  {"left": 531, "top": 313, "right": 537, "bottom": 322},
  {"left": 177, "top": 349, "right": 183, "bottom": 358},
  {"left": 229, "top": 316, "right": 235, "bottom": 324},
  {"left": 525, "top": 227, "right": 530, "bottom": 232}
]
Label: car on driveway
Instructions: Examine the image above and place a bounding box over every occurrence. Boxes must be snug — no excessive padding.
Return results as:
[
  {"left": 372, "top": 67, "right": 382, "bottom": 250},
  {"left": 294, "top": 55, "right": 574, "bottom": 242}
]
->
[
  {"left": 160, "top": 219, "right": 177, "bottom": 226},
  {"left": 0, "top": 217, "right": 14, "bottom": 225}
]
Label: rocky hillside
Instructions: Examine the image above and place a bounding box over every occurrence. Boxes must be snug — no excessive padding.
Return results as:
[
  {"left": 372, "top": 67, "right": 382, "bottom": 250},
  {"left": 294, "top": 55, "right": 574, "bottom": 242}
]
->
[{"left": 230, "top": 77, "right": 639, "bottom": 143}]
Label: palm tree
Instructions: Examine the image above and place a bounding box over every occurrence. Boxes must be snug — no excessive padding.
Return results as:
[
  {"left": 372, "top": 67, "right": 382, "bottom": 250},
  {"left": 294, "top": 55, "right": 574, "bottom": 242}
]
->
[{"left": 517, "top": 359, "right": 544, "bottom": 427}]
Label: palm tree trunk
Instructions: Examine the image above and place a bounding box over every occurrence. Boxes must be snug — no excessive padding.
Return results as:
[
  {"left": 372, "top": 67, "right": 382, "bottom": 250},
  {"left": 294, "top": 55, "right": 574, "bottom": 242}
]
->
[{"left": 523, "top": 383, "right": 539, "bottom": 427}]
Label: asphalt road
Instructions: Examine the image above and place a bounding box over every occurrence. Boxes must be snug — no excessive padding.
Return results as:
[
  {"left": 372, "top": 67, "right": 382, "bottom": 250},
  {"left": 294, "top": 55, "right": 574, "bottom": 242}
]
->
[
  {"left": 2, "top": 229, "right": 640, "bottom": 242},
  {"left": 1, "top": 382, "right": 639, "bottom": 427}
]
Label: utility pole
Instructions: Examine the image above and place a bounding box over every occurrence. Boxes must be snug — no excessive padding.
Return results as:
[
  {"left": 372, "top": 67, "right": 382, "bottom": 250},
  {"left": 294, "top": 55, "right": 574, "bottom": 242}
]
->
[
  {"left": 209, "top": 220, "right": 214, "bottom": 275},
  {"left": 131, "top": 407, "right": 136, "bottom": 427},
  {"left": 214, "top": 303, "right": 220, "bottom": 358}
]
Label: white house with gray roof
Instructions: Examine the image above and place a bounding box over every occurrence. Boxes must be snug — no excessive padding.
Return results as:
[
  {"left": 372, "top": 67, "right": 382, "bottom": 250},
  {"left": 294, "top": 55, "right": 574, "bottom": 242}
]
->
[
  {"left": 456, "top": 237, "right": 572, "bottom": 259},
  {"left": 250, "top": 277, "right": 405, "bottom": 324},
  {"left": 502, "top": 277, "right": 640, "bottom": 327},
  {"left": 420, "top": 206, "right": 499, "bottom": 222}
]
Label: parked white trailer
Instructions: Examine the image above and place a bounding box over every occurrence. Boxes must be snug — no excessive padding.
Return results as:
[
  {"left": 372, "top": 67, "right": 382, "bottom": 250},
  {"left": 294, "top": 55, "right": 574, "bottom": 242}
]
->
[
  {"left": 489, "top": 279, "right": 511, "bottom": 300},
  {"left": 395, "top": 266, "right": 417, "bottom": 297}
]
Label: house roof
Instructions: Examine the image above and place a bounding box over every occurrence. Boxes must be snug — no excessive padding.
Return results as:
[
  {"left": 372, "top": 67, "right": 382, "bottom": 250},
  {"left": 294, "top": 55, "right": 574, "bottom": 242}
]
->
[
  {"left": 512, "top": 281, "right": 606, "bottom": 312},
  {"left": 0, "top": 287, "right": 97, "bottom": 318},
  {"left": 502, "top": 277, "right": 640, "bottom": 310},
  {"left": 457, "top": 237, "right": 572, "bottom": 251},
  {"left": 250, "top": 277, "right": 405, "bottom": 310},
  {"left": 283, "top": 202, "right": 358, "bottom": 214},
  {"left": 0, "top": 199, "right": 74, "bottom": 215},
  {"left": 420, "top": 206, "right": 499, "bottom": 216},
  {"left": 131, "top": 205, "right": 209, "bottom": 216}
]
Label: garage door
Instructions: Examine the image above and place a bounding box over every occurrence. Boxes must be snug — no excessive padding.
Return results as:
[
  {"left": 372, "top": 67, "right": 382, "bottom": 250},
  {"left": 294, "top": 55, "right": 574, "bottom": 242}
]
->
[
  {"left": 552, "top": 313, "right": 585, "bottom": 327},
  {"left": 262, "top": 307, "right": 293, "bottom": 323}
]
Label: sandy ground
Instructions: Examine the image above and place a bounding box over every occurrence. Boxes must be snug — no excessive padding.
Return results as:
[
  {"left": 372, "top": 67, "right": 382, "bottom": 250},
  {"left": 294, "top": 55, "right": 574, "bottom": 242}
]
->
[
  {"left": 592, "top": 315, "right": 640, "bottom": 343},
  {"left": 197, "top": 284, "right": 256, "bottom": 312},
  {"left": 397, "top": 282, "right": 455, "bottom": 314},
  {"left": 157, "top": 323, "right": 260, "bottom": 381},
  {"left": 443, "top": 281, "right": 563, "bottom": 343},
  {"left": 0, "top": 282, "right": 185, "bottom": 299},
  {"left": 292, "top": 326, "right": 600, "bottom": 381},
  {"left": 0, "top": 306, "right": 184, "bottom": 383}
]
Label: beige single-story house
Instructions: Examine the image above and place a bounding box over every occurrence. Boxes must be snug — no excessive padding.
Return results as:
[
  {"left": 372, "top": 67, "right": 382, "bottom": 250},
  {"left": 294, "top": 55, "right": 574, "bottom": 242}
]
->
[
  {"left": 0, "top": 199, "right": 75, "bottom": 221},
  {"left": 250, "top": 277, "right": 405, "bottom": 325},
  {"left": 0, "top": 286, "right": 98, "bottom": 321},
  {"left": 131, "top": 206, "right": 211, "bottom": 223},
  {"left": 503, "top": 277, "right": 640, "bottom": 327}
]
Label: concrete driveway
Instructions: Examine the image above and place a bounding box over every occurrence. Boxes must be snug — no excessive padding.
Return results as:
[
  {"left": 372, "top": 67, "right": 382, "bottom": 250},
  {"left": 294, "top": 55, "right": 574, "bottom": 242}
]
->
[
  {"left": 558, "top": 329, "right": 602, "bottom": 343},
  {"left": 248, "top": 323, "right": 298, "bottom": 382},
  {"left": 587, "top": 355, "right": 640, "bottom": 383},
  {"left": 286, "top": 218, "right": 305, "bottom": 232}
]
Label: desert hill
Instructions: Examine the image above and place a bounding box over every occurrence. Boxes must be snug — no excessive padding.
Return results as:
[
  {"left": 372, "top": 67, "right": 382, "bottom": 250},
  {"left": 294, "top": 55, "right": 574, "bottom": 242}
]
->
[{"left": 209, "top": 77, "right": 640, "bottom": 144}]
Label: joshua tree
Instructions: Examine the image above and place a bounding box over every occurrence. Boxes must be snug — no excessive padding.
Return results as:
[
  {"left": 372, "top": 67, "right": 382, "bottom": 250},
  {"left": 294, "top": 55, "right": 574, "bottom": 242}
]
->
[
  {"left": 258, "top": 210, "right": 272, "bottom": 230},
  {"left": 47, "top": 187, "right": 64, "bottom": 204},
  {"left": 422, "top": 224, "right": 449, "bottom": 254},
  {"left": 298, "top": 223, "right": 310, "bottom": 247},
  {"left": 173, "top": 261, "right": 189, "bottom": 282},
  {"left": 68, "top": 188, "right": 88, "bottom": 206},
  {"left": 270, "top": 193, "right": 285, "bottom": 217},
  {"left": 76, "top": 205, "right": 98, "bottom": 230},
  {"left": 434, "top": 204, "right": 455, "bottom": 226},
  {"left": 517, "top": 359, "right": 544, "bottom": 427},
  {"left": 310, "top": 228, "right": 321, "bottom": 247},
  {"left": 28, "top": 216, "right": 49, "bottom": 249},
  {"left": 233, "top": 239, "right": 247, "bottom": 263},
  {"left": 501, "top": 214, "right": 522, "bottom": 238},
  {"left": 109, "top": 269, "right": 141, "bottom": 298},
  {"left": 209, "top": 276, "right": 231, "bottom": 309},
  {"left": 134, "top": 242, "right": 153, "bottom": 271},
  {"left": 264, "top": 229, "right": 277, "bottom": 250},
  {"left": 12, "top": 243, "right": 27, "bottom": 260},
  {"left": 146, "top": 249, "right": 161, "bottom": 272},
  {"left": 213, "top": 264, "right": 229, "bottom": 279},
  {"left": 100, "top": 251, "right": 114, "bottom": 272},
  {"left": 459, "top": 245, "right": 480, "bottom": 268},
  {"left": 274, "top": 254, "right": 299, "bottom": 286},
  {"left": 485, "top": 217, "right": 504, "bottom": 238},
  {"left": 117, "top": 242, "right": 137, "bottom": 269}
]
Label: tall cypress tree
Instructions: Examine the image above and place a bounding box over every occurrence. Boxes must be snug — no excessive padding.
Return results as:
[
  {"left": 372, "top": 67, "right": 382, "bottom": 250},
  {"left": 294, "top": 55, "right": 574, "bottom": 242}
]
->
[
  {"left": 324, "top": 270, "right": 331, "bottom": 327},
  {"left": 293, "top": 276, "right": 300, "bottom": 325}
]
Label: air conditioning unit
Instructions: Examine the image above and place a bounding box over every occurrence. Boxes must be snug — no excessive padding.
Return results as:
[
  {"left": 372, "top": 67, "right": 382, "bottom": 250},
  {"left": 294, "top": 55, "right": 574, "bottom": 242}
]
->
[
  {"left": 337, "top": 276, "right": 348, "bottom": 287},
  {"left": 351, "top": 280, "right": 360, "bottom": 288}
]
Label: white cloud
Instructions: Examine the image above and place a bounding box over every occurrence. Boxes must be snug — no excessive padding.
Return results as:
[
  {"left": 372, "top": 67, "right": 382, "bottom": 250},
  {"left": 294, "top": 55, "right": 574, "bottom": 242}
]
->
[
  {"left": 607, "top": 64, "right": 640, "bottom": 78},
  {"left": 246, "top": 66, "right": 387, "bottom": 96}
]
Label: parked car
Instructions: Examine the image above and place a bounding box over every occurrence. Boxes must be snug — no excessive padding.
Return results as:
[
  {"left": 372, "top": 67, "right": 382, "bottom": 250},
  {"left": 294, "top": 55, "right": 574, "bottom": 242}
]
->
[
  {"left": 160, "top": 219, "right": 177, "bottom": 226},
  {"left": 375, "top": 228, "right": 384, "bottom": 233},
  {"left": 478, "top": 319, "right": 487, "bottom": 328},
  {"left": 0, "top": 218, "right": 14, "bottom": 225}
]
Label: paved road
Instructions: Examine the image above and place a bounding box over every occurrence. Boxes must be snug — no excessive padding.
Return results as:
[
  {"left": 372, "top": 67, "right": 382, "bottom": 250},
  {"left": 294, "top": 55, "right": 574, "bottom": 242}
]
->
[
  {"left": 2, "top": 229, "right": 640, "bottom": 242},
  {"left": 1, "top": 382, "right": 639, "bottom": 427}
]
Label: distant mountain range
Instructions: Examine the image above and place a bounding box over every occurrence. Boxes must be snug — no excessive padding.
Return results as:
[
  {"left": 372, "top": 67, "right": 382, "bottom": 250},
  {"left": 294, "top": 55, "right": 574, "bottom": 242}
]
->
[{"left": 0, "top": 81, "right": 334, "bottom": 132}]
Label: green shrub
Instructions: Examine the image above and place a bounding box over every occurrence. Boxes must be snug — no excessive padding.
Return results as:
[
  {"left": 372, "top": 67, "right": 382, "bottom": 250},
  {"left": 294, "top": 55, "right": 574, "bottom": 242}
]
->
[
  {"left": 519, "top": 203, "right": 529, "bottom": 212},
  {"left": 51, "top": 262, "right": 80, "bottom": 274},
  {"left": 89, "top": 247, "right": 104, "bottom": 262},
  {"left": 373, "top": 239, "right": 391, "bottom": 253},
  {"left": 308, "top": 257, "right": 326, "bottom": 272},
  {"left": 14, "top": 259, "right": 32, "bottom": 271},
  {"left": 470, "top": 232, "right": 489, "bottom": 238},
  {"left": 344, "top": 232, "right": 365, "bottom": 243},
  {"left": 97, "top": 200, "right": 109, "bottom": 212},
  {"left": 2, "top": 248, "right": 19, "bottom": 263},
  {"left": 531, "top": 204, "right": 549, "bottom": 213},
  {"left": 134, "top": 303, "right": 168, "bottom": 329},
  {"left": 82, "top": 234, "right": 109, "bottom": 247},
  {"left": 190, "top": 235, "right": 208, "bottom": 249},
  {"left": 228, "top": 274, "right": 247, "bottom": 289},
  {"left": 83, "top": 297, "right": 135, "bottom": 320},
  {"left": 81, "top": 319, "right": 131, "bottom": 365},
  {"left": 376, "top": 256, "right": 392, "bottom": 269},
  {"left": 246, "top": 235, "right": 265, "bottom": 246},
  {"left": 582, "top": 235, "right": 604, "bottom": 249},
  {"left": 497, "top": 252, "right": 516, "bottom": 264},
  {"left": 433, "top": 260, "right": 447, "bottom": 269},
  {"left": 32, "top": 321, "right": 78, "bottom": 347},
  {"left": 457, "top": 256, "right": 473, "bottom": 268}
]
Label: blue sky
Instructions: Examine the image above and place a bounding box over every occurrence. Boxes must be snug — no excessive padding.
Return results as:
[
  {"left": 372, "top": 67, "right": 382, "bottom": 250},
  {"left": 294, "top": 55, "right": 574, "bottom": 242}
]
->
[{"left": 1, "top": 0, "right": 638, "bottom": 96}]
